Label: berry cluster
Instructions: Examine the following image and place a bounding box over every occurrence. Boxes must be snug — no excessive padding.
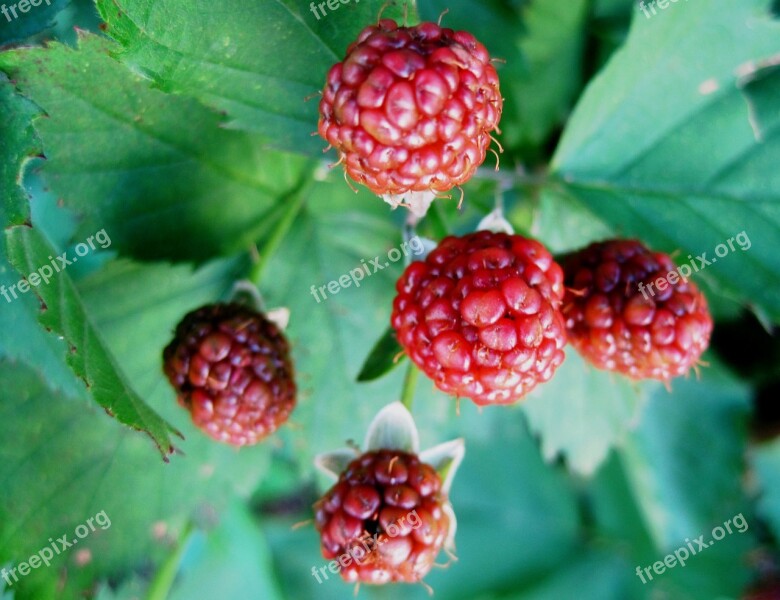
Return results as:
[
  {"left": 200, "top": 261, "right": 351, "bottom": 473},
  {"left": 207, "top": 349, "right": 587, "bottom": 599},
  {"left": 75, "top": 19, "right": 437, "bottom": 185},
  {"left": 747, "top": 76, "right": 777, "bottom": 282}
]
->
[
  {"left": 314, "top": 449, "right": 450, "bottom": 584},
  {"left": 158, "top": 15, "right": 718, "bottom": 594}
]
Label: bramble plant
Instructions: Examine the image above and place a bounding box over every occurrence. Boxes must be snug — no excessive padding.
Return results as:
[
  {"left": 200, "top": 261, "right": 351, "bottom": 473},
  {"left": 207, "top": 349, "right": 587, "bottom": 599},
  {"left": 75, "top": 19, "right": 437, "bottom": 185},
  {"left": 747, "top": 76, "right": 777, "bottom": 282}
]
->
[{"left": 1, "top": 1, "right": 780, "bottom": 600}]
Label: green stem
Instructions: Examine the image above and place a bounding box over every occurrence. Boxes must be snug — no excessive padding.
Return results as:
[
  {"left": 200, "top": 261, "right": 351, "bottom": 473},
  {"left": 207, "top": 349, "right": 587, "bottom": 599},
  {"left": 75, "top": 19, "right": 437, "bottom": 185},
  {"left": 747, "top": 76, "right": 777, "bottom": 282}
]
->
[
  {"left": 427, "top": 200, "right": 449, "bottom": 240},
  {"left": 247, "top": 181, "right": 311, "bottom": 286},
  {"left": 400, "top": 363, "right": 419, "bottom": 412},
  {"left": 145, "top": 521, "right": 195, "bottom": 600}
]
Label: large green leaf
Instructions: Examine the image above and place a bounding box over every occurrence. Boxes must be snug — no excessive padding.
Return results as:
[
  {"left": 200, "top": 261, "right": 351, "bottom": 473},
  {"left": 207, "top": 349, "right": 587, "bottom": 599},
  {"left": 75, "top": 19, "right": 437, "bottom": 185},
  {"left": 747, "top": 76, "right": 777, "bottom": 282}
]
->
[
  {"left": 0, "top": 257, "right": 271, "bottom": 600},
  {"left": 1, "top": 74, "right": 177, "bottom": 455},
  {"left": 167, "top": 502, "right": 284, "bottom": 600},
  {"left": 521, "top": 350, "right": 655, "bottom": 476},
  {"left": 615, "top": 362, "right": 753, "bottom": 599},
  {"left": 0, "top": 74, "right": 32, "bottom": 225},
  {"left": 95, "top": 0, "right": 411, "bottom": 155},
  {"left": 4, "top": 225, "right": 180, "bottom": 457},
  {"left": 550, "top": 0, "right": 780, "bottom": 322},
  {"left": 0, "top": 33, "right": 313, "bottom": 264},
  {"left": 0, "top": 76, "right": 83, "bottom": 397}
]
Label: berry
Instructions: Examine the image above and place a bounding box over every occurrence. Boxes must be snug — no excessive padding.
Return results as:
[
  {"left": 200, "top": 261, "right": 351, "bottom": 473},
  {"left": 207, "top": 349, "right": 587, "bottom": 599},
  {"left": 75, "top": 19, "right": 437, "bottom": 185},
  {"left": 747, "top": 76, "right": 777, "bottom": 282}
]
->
[
  {"left": 318, "top": 19, "right": 502, "bottom": 213},
  {"left": 162, "top": 303, "right": 296, "bottom": 446},
  {"left": 561, "top": 239, "right": 713, "bottom": 380},
  {"left": 391, "top": 230, "right": 567, "bottom": 405},
  {"left": 314, "top": 449, "right": 450, "bottom": 584}
]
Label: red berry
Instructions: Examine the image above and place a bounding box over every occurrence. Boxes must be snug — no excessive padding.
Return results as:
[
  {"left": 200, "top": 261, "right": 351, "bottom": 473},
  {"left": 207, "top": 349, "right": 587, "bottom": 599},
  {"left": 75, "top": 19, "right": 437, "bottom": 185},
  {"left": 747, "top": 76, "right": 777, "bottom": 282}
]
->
[
  {"left": 391, "top": 231, "right": 567, "bottom": 405},
  {"left": 318, "top": 19, "right": 503, "bottom": 203},
  {"left": 314, "top": 450, "right": 450, "bottom": 584},
  {"left": 162, "top": 303, "right": 296, "bottom": 446},
  {"left": 561, "top": 239, "right": 713, "bottom": 380}
]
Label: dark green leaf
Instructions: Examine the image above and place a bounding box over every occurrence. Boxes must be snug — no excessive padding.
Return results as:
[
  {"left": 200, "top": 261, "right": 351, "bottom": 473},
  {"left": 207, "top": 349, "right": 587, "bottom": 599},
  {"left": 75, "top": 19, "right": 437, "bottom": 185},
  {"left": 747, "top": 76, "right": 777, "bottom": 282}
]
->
[
  {"left": 551, "top": 0, "right": 780, "bottom": 322},
  {"left": 0, "top": 34, "right": 314, "bottom": 264},
  {"left": 356, "top": 325, "right": 405, "bottom": 382},
  {"left": 95, "top": 0, "right": 412, "bottom": 155},
  {"left": 5, "top": 225, "right": 181, "bottom": 457}
]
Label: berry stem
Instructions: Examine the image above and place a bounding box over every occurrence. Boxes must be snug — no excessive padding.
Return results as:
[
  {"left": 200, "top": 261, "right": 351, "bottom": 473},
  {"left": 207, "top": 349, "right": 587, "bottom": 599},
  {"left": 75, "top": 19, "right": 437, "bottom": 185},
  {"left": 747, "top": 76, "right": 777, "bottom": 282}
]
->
[
  {"left": 427, "top": 200, "right": 450, "bottom": 240},
  {"left": 247, "top": 179, "right": 312, "bottom": 286},
  {"left": 400, "top": 362, "right": 419, "bottom": 411},
  {"left": 145, "top": 520, "right": 195, "bottom": 600}
]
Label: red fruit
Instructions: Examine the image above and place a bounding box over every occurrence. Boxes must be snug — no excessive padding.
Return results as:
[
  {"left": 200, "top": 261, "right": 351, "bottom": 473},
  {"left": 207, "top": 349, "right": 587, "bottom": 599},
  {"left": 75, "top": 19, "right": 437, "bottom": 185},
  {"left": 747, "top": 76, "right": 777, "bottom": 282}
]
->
[
  {"left": 318, "top": 19, "right": 502, "bottom": 203},
  {"left": 314, "top": 449, "right": 450, "bottom": 584},
  {"left": 162, "top": 303, "right": 296, "bottom": 446},
  {"left": 391, "top": 230, "right": 567, "bottom": 405},
  {"left": 561, "top": 239, "right": 713, "bottom": 380}
]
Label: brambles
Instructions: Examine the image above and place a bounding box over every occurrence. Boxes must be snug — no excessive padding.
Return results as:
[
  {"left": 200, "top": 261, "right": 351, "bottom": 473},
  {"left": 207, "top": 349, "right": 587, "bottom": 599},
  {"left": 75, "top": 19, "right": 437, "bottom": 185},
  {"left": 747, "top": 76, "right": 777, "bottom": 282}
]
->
[
  {"left": 162, "top": 303, "right": 296, "bottom": 446},
  {"left": 561, "top": 239, "right": 713, "bottom": 381},
  {"left": 391, "top": 230, "right": 567, "bottom": 405},
  {"left": 318, "top": 19, "right": 503, "bottom": 216}
]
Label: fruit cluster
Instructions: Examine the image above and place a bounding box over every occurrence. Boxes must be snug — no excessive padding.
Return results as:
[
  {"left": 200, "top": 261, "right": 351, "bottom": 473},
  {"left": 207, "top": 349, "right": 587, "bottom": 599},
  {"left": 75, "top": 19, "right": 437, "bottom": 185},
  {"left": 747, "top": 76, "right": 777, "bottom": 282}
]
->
[{"left": 158, "top": 15, "right": 715, "bottom": 592}]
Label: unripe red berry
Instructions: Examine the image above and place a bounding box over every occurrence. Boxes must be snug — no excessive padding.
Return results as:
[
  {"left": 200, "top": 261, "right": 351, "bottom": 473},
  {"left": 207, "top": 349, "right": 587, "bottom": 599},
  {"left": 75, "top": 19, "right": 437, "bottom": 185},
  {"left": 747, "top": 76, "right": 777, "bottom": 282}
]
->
[
  {"left": 314, "top": 450, "right": 450, "bottom": 584},
  {"left": 162, "top": 303, "right": 296, "bottom": 446},
  {"left": 391, "top": 231, "right": 567, "bottom": 405},
  {"left": 561, "top": 239, "right": 713, "bottom": 380},
  {"left": 319, "top": 19, "right": 502, "bottom": 208}
]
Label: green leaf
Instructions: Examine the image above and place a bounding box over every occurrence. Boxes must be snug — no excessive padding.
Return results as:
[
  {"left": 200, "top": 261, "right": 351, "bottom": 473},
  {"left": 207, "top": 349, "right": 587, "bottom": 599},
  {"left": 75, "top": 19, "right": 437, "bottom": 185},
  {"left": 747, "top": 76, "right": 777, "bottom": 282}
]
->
[
  {"left": 0, "top": 74, "right": 33, "bottom": 225},
  {"left": 511, "top": 0, "right": 589, "bottom": 152},
  {"left": 532, "top": 185, "right": 613, "bottom": 255},
  {"left": 521, "top": 350, "right": 654, "bottom": 476},
  {"left": 168, "top": 502, "right": 284, "bottom": 600},
  {"left": 551, "top": 0, "right": 780, "bottom": 322},
  {"left": 0, "top": 76, "right": 84, "bottom": 397},
  {"left": 356, "top": 325, "right": 405, "bottom": 382},
  {"left": 95, "top": 0, "right": 412, "bottom": 155},
  {"left": 615, "top": 361, "right": 753, "bottom": 598},
  {"left": 0, "top": 33, "right": 313, "bottom": 264},
  {"left": 0, "top": 258, "right": 271, "bottom": 598},
  {"left": 500, "top": 552, "right": 640, "bottom": 600},
  {"left": 4, "top": 225, "right": 180, "bottom": 457}
]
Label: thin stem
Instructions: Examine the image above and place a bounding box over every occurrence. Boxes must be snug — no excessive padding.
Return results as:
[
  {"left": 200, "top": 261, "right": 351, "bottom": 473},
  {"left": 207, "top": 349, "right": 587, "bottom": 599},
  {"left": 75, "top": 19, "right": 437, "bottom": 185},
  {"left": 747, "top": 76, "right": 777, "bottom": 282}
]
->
[
  {"left": 247, "top": 180, "right": 311, "bottom": 286},
  {"left": 145, "top": 521, "right": 195, "bottom": 600},
  {"left": 400, "top": 363, "right": 419, "bottom": 412}
]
